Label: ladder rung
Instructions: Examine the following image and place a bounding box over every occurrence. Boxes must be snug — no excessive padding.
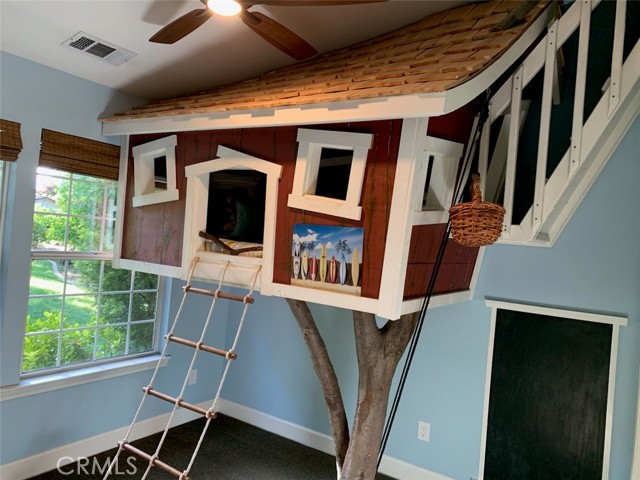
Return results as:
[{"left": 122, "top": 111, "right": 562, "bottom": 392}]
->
[
  {"left": 120, "top": 441, "right": 189, "bottom": 480},
  {"left": 184, "top": 285, "right": 254, "bottom": 304},
  {"left": 166, "top": 334, "right": 238, "bottom": 359},
  {"left": 144, "top": 387, "right": 217, "bottom": 419}
]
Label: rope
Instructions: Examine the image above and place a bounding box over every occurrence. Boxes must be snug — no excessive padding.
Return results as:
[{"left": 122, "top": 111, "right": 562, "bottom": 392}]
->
[
  {"left": 138, "top": 261, "right": 231, "bottom": 480},
  {"left": 377, "top": 95, "right": 489, "bottom": 469},
  {"left": 181, "top": 264, "right": 262, "bottom": 477},
  {"left": 103, "top": 257, "right": 201, "bottom": 480}
]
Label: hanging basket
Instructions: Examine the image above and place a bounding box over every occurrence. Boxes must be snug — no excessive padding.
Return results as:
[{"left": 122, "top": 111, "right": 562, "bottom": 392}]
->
[{"left": 449, "top": 173, "right": 506, "bottom": 247}]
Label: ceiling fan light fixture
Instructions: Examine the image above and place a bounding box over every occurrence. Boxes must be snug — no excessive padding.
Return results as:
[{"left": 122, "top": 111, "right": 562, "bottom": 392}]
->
[{"left": 207, "top": 0, "right": 242, "bottom": 16}]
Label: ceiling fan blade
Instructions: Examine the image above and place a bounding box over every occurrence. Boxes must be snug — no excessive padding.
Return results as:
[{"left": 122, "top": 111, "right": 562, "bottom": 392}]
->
[
  {"left": 149, "top": 8, "right": 213, "bottom": 44},
  {"left": 240, "top": 10, "right": 317, "bottom": 60}
]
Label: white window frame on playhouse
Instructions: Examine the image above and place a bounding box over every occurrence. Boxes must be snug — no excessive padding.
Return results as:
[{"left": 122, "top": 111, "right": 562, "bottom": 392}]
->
[
  {"left": 182, "top": 146, "right": 282, "bottom": 294},
  {"left": 287, "top": 128, "right": 372, "bottom": 220},
  {"left": 412, "top": 135, "right": 464, "bottom": 225},
  {"left": 131, "top": 135, "right": 179, "bottom": 207}
]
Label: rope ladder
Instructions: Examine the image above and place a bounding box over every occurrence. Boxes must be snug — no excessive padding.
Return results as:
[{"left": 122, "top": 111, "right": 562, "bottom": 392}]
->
[{"left": 103, "top": 257, "right": 262, "bottom": 480}]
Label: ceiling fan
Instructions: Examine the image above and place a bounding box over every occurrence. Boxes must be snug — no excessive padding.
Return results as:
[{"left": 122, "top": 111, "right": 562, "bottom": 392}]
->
[{"left": 149, "top": 0, "right": 387, "bottom": 60}]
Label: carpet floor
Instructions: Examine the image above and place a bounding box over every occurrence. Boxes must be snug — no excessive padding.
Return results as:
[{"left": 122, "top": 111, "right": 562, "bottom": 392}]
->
[{"left": 29, "top": 414, "right": 395, "bottom": 480}]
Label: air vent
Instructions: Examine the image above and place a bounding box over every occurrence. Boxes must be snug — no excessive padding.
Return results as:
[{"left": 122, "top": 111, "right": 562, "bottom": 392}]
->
[{"left": 62, "top": 32, "right": 136, "bottom": 66}]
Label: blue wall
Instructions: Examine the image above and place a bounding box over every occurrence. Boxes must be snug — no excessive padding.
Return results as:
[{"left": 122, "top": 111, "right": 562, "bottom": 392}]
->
[
  {"left": 1, "top": 50, "right": 638, "bottom": 480},
  {"left": 0, "top": 53, "right": 228, "bottom": 466}
]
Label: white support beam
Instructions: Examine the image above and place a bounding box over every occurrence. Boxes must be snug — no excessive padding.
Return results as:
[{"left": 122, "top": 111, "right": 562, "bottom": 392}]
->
[
  {"left": 501, "top": 67, "right": 524, "bottom": 238},
  {"left": 532, "top": 20, "right": 559, "bottom": 232},
  {"left": 608, "top": 0, "right": 626, "bottom": 116},
  {"left": 569, "top": 0, "right": 591, "bottom": 176}
]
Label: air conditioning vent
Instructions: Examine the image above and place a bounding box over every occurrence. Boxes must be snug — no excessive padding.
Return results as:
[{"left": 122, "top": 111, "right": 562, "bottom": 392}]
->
[{"left": 62, "top": 32, "right": 136, "bottom": 66}]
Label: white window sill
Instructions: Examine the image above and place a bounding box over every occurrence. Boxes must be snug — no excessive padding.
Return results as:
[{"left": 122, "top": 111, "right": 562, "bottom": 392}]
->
[{"left": 0, "top": 354, "right": 169, "bottom": 402}]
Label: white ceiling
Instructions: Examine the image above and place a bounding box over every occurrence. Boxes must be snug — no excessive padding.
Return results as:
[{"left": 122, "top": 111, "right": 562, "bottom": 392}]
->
[{"left": 0, "top": 0, "right": 472, "bottom": 100}]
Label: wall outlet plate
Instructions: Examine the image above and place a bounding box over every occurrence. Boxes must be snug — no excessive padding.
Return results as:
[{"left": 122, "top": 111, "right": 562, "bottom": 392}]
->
[{"left": 418, "top": 420, "right": 430, "bottom": 442}]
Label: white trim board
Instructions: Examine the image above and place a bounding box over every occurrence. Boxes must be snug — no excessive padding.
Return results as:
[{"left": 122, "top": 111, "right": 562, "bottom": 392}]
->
[
  {"left": 484, "top": 299, "right": 628, "bottom": 326},
  {"left": 0, "top": 355, "right": 168, "bottom": 402},
  {"left": 478, "top": 300, "right": 627, "bottom": 480},
  {"left": 0, "top": 397, "right": 453, "bottom": 480}
]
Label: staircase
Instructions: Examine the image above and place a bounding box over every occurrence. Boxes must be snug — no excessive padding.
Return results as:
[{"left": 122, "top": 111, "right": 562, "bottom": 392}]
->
[{"left": 479, "top": 0, "right": 640, "bottom": 246}]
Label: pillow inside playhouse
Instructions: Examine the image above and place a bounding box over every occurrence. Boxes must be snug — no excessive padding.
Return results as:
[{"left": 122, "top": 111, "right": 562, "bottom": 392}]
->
[{"left": 205, "top": 170, "right": 266, "bottom": 245}]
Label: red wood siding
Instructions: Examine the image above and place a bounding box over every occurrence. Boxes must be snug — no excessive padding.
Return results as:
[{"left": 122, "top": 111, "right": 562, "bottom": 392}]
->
[
  {"left": 404, "top": 224, "right": 479, "bottom": 298},
  {"left": 121, "top": 121, "right": 402, "bottom": 300}
]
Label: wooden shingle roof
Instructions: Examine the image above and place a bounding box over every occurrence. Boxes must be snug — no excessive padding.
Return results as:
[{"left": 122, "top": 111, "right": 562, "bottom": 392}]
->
[{"left": 103, "top": 1, "right": 548, "bottom": 125}]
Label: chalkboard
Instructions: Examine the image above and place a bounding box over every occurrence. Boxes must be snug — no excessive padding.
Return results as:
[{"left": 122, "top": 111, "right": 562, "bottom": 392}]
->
[{"left": 484, "top": 309, "right": 612, "bottom": 480}]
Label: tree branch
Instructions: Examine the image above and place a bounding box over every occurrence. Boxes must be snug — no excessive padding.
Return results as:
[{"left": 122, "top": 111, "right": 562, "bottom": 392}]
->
[{"left": 285, "top": 298, "right": 350, "bottom": 471}]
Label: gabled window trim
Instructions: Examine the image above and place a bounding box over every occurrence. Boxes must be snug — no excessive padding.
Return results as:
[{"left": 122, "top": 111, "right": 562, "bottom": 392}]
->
[
  {"left": 132, "top": 135, "right": 179, "bottom": 207},
  {"left": 288, "top": 128, "right": 372, "bottom": 220}
]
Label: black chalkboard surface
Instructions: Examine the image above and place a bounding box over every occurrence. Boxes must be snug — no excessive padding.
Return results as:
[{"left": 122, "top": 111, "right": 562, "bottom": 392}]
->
[{"left": 484, "top": 309, "right": 612, "bottom": 480}]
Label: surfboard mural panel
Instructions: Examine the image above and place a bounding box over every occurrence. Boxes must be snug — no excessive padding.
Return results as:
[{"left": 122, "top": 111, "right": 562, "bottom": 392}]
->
[{"left": 291, "top": 224, "right": 363, "bottom": 296}]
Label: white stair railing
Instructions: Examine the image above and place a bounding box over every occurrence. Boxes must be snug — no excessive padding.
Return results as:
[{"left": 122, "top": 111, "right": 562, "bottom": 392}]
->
[{"left": 481, "top": 0, "right": 639, "bottom": 245}]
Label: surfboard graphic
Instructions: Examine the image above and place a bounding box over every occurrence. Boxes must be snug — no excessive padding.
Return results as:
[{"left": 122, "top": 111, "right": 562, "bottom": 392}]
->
[
  {"left": 329, "top": 256, "right": 337, "bottom": 284},
  {"left": 301, "top": 250, "right": 308, "bottom": 280},
  {"left": 309, "top": 254, "right": 318, "bottom": 281},
  {"left": 351, "top": 247, "right": 360, "bottom": 287},
  {"left": 293, "top": 241, "right": 301, "bottom": 279},
  {"left": 339, "top": 257, "right": 347, "bottom": 285},
  {"left": 319, "top": 244, "right": 327, "bottom": 283}
]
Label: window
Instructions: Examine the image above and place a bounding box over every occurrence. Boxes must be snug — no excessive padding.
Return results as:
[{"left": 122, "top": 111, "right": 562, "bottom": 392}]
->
[
  {"left": 288, "top": 128, "right": 372, "bottom": 220},
  {"left": 24, "top": 167, "right": 160, "bottom": 374},
  {"left": 132, "top": 135, "right": 179, "bottom": 207},
  {"left": 413, "top": 135, "right": 464, "bottom": 225}
]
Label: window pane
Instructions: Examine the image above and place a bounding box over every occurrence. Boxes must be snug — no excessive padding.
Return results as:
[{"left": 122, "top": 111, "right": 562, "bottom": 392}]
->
[
  {"left": 70, "top": 260, "right": 102, "bottom": 292},
  {"left": 61, "top": 329, "right": 94, "bottom": 366},
  {"left": 22, "top": 333, "right": 59, "bottom": 372},
  {"left": 133, "top": 271, "right": 159, "bottom": 290},
  {"left": 69, "top": 178, "right": 107, "bottom": 217},
  {"left": 63, "top": 294, "right": 97, "bottom": 328},
  {"left": 103, "top": 262, "right": 133, "bottom": 291},
  {"left": 106, "top": 184, "right": 117, "bottom": 219},
  {"left": 99, "top": 293, "right": 130, "bottom": 324},
  {"left": 103, "top": 219, "right": 116, "bottom": 253},
  {"left": 30, "top": 259, "right": 65, "bottom": 295},
  {"left": 34, "top": 173, "right": 68, "bottom": 214},
  {"left": 66, "top": 216, "right": 101, "bottom": 251},
  {"left": 31, "top": 213, "right": 66, "bottom": 250},
  {"left": 27, "top": 298, "right": 62, "bottom": 333},
  {"left": 129, "top": 322, "right": 155, "bottom": 355},
  {"left": 132, "top": 292, "right": 157, "bottom": 321},
  {"left": 96, "top": 326, "right": 127, "bottom": 359}
]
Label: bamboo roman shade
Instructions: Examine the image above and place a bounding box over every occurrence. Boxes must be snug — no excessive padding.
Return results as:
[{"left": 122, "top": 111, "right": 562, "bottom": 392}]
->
[
  {"left": 0, "top": 119, "right": 24, "bottom": 162},
  {"left": 39, "top": 129, "right": 120, "bottom": 180}
]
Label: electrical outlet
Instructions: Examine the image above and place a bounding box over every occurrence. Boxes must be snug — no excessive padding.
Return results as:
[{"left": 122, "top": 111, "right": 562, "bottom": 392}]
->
[
  {"left": 418, "top": 421, "right": 430, "bottom": 442},
  {"left": 188, "top": 369, "right": 198, "bottom": 385}
]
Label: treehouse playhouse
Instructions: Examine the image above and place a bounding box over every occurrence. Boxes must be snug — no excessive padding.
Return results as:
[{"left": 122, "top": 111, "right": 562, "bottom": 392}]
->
[
  {"left": 100, "top": 0, "right": 559, "bottom": 321},
  {"left": 96, "top": 0, "right": 640, "bottom": 477}
]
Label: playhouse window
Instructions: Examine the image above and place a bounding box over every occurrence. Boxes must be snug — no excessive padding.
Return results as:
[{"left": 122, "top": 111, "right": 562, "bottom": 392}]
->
[
  {"left": 132, "top": 135, "right": 179, "bottom": 207},
  {"left": 288, "top": 128, "right": 372, "bottom": 220},
  {"left": 182, "top": 147, "right": 282, "bottom": 284},
  {"left": 414, "top": 135, "right": 463, "bottom": 225}
]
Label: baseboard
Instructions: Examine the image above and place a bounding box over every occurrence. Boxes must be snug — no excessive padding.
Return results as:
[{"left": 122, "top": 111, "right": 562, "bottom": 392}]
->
[
  {"left": 0, "top": 403, "right": 204, "bottom": 480},
  {"left": 218, "top": 399, "right": 454, "bottom": 480},
  {"left": 0, "top": 397, "right": 453, "bottom": 480}
]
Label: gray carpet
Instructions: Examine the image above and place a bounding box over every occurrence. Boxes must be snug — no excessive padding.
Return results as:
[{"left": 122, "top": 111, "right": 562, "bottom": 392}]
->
[{"left": 29, "top": 415, "right": 395, "bottom": 479}]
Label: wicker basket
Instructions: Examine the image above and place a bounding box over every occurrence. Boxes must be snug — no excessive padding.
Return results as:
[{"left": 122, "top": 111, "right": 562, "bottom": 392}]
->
[{"left": 449, "top": 173, "right": 506, "bottom": 247}]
